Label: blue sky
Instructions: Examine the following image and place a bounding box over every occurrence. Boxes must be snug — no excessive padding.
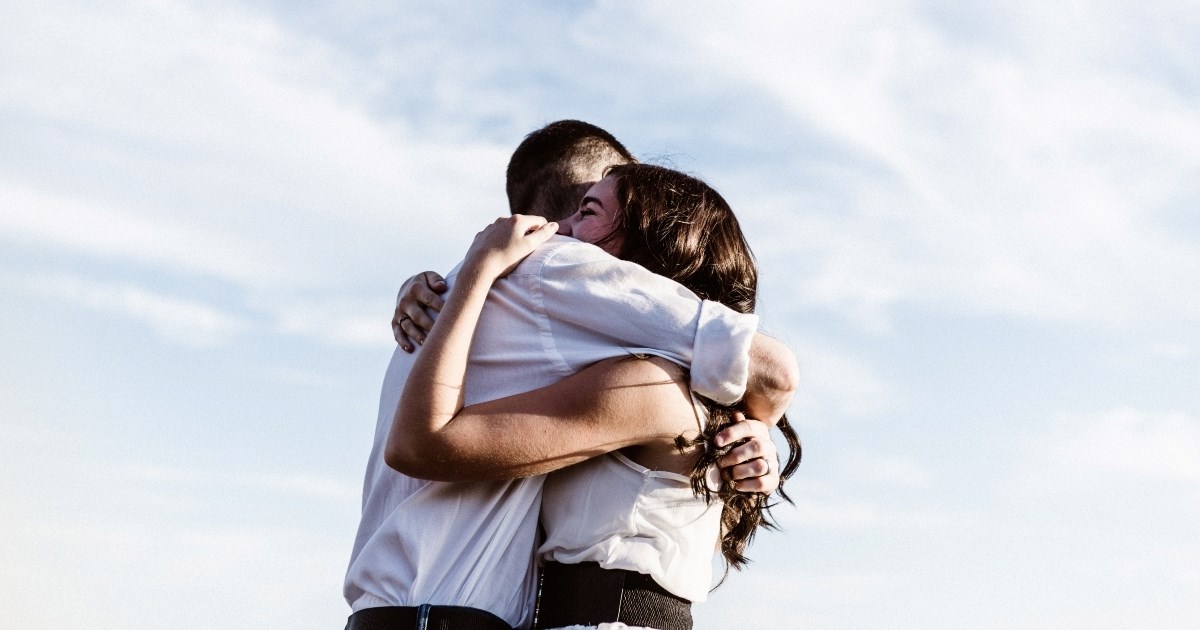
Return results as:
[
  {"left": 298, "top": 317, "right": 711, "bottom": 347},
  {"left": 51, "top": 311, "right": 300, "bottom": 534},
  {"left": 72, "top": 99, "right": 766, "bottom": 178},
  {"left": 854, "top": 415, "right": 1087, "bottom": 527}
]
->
[{"left": 2, "top": 1, "right": 1198, "bottom": 628}]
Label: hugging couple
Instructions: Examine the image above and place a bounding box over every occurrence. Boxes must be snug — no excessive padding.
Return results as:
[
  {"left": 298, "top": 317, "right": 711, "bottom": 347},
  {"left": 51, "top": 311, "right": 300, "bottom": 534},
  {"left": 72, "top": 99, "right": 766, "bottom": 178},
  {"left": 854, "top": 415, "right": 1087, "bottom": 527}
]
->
[{"left": 344, "top": 120, "right": 801, "bottom": 630}]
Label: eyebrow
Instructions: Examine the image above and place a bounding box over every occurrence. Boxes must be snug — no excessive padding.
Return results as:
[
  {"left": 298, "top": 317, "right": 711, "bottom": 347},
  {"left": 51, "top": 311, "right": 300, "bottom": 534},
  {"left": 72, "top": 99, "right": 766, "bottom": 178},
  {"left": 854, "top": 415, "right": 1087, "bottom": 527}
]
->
[{"left": 580, "top": 195, "right": 603, "bottom": 209}]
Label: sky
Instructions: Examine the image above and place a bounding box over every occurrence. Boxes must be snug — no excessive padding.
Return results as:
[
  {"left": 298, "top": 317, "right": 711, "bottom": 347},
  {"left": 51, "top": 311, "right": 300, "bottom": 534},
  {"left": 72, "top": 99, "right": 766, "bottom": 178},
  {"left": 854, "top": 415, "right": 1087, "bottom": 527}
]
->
[{"left": 1, "top": 1, "right": 1198, "bottom": 628}]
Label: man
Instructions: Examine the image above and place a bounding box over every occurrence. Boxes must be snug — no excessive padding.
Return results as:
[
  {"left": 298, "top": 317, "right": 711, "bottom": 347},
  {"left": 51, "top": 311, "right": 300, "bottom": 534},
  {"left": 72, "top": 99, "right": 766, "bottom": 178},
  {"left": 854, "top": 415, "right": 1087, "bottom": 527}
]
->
[{"left": 344, "top": 121, "right": 797, "bottom": 629}]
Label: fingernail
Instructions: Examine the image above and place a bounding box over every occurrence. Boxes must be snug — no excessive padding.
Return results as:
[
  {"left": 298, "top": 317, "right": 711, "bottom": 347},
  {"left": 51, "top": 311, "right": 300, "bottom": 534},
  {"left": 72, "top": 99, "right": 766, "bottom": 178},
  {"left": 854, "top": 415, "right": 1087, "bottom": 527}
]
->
[{"left": 402, "top": 345, "right": 412, "bottom": 352}]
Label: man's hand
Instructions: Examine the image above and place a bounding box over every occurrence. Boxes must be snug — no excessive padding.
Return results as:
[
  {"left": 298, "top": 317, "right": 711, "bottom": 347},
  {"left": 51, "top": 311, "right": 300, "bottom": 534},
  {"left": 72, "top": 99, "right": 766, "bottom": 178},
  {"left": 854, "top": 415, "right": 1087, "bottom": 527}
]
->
[
  {"left": 393, "top": 271, "right": 447, "bottom": 352},
  {"left": 715, "top": 413, "right": 780, "bottom": 494}
]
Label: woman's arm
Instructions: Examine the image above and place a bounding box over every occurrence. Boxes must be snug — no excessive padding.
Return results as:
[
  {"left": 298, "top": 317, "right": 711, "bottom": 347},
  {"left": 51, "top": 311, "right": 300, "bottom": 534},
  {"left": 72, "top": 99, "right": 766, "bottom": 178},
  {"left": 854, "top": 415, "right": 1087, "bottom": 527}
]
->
[
  {"left": 383, "top": 215, "right": 703, "bottom": 481},
  {"left": 384, "top": 214, "right": 785, "bottom": 486},
  {"left": 386, "top": 354, "right": 703, "bottom": 481},
  {"left": 386, "top": 214, "right": 558, "bottom": 466}
]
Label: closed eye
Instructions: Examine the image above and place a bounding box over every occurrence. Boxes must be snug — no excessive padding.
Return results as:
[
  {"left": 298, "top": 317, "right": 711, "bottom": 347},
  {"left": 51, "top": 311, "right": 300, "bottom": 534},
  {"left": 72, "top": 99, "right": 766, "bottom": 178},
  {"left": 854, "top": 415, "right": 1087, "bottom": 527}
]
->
[{"left": 579, "top": 195, "right": 604, "bottom": 214}]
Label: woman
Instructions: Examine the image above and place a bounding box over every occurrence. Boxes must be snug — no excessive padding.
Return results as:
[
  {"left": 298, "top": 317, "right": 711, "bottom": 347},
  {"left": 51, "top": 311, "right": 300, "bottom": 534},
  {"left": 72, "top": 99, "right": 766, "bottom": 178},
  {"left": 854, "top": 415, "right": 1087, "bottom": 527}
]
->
[{"left": 388, "top": 164, "right": 800, "bottom": 629}]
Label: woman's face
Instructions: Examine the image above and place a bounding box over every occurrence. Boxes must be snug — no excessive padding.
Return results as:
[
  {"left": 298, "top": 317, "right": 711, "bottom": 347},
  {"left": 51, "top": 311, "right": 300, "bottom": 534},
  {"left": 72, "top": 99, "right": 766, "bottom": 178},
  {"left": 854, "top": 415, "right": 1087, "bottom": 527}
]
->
[{"left": 557, "top": 175, "right": 623, "bottom": 256}]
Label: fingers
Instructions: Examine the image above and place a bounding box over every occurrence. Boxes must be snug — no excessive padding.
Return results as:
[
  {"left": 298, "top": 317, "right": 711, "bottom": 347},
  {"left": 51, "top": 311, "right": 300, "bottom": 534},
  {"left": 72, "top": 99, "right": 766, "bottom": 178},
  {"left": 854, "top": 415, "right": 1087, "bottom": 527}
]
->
[
  {"left": 526, "top": 219, "right": 558, "bottom": 248},
  {"left": 394, "top": 314, "right": 429, "bottom": 348},
  {"left": 393, "top": 302, "right": 436, "bottom": 348},
  {"left": 398, "top": 273, "right": 446, "bottom": 316},
  {"left": 393, "top": 270, "right": 447, "bottom": 350},
  {"left": 715, "top": 415, "right": 774, "bottom": 470},
  {"left": 467, "top": 215, "right": 558, "bottom": 278},
  {"left": 508, "top": 215, "right": 556, "bottom": 247},
  {"left": 393, "top": 315, "right": 415, "bottom": 352},
  {"left": 416, "top": 272, "right": 448, "bottom": 308},
  {"left": 727, "top": 456, "right": 770, "bottom": 480},
  {"left": 715, "top": 413, "right": 781, "bottom": 494},
  {"left": 714, "top": 412, "right": 767, "bottom": 448},
  {"left": 408, "top": 306, "right": 438, "bottom": 336},
  {"left": 724, "top": 458, "right": 782, "bottom": 494},
  {"left": 512, "top": 213, "right": 549, "bottom": 234},
  {"left": 723, "top": 446, "right": 781, "bottom": 494},
  {"left": 407, "top": 273, "right": 446, "bottom": 338},
  {"left": 392, "top": 308, "right": 423, "bottom": 352}
]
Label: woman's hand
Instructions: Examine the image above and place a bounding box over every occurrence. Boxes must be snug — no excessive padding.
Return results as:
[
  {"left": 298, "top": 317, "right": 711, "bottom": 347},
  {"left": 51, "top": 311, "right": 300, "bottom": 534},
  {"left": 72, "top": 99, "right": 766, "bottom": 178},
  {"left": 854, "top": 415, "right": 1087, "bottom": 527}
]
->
[
  {"left": 462, "top": 214, "right": 558, "bottom": 281},
  {"left": 715, "top": 413, "right": 780, "bottom": 494}
]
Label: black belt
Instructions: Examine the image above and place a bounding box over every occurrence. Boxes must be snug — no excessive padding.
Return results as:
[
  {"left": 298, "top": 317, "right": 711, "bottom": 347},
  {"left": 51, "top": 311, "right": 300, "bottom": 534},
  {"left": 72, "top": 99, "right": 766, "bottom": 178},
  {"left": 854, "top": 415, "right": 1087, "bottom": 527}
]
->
[
  {"left": 345, "top": 604, "right": 513, "bottom": 630},
  {"left": 534, "top": 561, "right": 693, "bottom": 630}
]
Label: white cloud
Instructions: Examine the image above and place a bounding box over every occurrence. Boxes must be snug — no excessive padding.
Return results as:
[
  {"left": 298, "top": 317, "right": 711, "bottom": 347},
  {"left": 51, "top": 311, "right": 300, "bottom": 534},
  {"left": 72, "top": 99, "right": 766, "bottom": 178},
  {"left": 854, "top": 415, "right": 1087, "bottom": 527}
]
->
[
  {"left": 268, "top": 296, "right": 392, "bottom": 347},
  {"left": 987, "top": 406, "right": 1200, "bottom": 627},
  {"left": 1024, "top": 407, "right": 1200, "bottom": 486},
  {"left": 696, "top": 565, "right": 898, "bottom": 628},
  {"left": 772, "top": 330, "right": 897, "bottom": 422},
  {"left": 1149, "top": 341, "right": 1194, "bottom": 361},
  {"left": 842, "top": 452, "right": 934, "bottom": 488},
  {"left": 0, "top": 514, "right": 349, "bottom": 630},
  {"left": 239, "top": 472, "right": 360, "bottom": 504},
  {"left": 0, "top": 182, "right": 293, "bottom": 286},
  {"left": 22, "top": 274, "right": 250, "bottom": 346},
  {"left": 631, "top": 1, "right": 1200, "bottom": 330},
  {"left": 0, "top": 0, "right": 509, "bottom": 293},
  {"left": 778, "top": 479, "right": 969, "bottom": 531},
  {"left": 115, "top": 463, "right": 360, "bottom": 504},
  {"left": 267, "top": 366, "right": 340, "bottom": 387},
  {"left": 0, "top": 422, "right": 357, "bottom": 629}
]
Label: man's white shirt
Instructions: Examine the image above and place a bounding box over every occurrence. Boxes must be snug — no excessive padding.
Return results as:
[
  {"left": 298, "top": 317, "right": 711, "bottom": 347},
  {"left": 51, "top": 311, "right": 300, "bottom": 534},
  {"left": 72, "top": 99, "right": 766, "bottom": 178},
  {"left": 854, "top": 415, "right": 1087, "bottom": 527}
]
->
[{"left": 343, "top": 236, "right": 757, "bottom": 628}]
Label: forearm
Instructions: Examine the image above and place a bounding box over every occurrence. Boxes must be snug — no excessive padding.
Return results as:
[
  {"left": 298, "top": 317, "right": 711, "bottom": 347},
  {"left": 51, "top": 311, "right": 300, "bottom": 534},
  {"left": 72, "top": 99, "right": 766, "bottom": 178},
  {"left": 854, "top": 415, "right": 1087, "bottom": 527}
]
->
[
  {"left": 386, "top": 265, "right": 492, "bottom": 467},
  {"left": 388, "top": 390, "right": 621, "bottom": 481},
  {"left": 740, "top": 333, "right": 799, "bottom": 425},
  {"left": 392, "top": 356, "right": 696, "bottom": 482}
]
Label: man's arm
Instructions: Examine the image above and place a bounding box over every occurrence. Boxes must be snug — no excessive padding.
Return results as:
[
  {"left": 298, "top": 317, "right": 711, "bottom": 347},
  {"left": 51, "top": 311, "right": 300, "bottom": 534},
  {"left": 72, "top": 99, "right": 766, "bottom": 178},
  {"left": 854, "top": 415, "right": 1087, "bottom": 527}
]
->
[
  {"left": 532, "top": 238, "right": 757, "bottom": 404},
  {"left": 741, "top": 333, "right": 799, "bottom": 426},
  {"left": 392, "top": 245, "right": 798, "bottom": 423}
]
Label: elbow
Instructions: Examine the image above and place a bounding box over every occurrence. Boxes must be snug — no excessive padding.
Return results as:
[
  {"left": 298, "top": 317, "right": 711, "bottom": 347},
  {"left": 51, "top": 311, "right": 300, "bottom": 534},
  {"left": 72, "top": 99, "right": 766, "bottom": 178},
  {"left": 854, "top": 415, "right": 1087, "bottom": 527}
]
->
[
  {"left": 384, "top": 438, "right": 422, "bottom": 477},
  {"left": 385, "top": 406, "right": 440, "bottom": 479},
  {"left": 745, "top": 335, "right": 800, "bottom": 423},
  {"left": 384, "top": 432, "right": 461, "bottom": 481},
  {"left": 772, "top": 348, "right": 800, "bottom": 400},
  {"left": 753, "top": 353, "right": 798, "bottom": 412},
  {"left": 750, "top": 334, "right": 799, "bottom": 397}
]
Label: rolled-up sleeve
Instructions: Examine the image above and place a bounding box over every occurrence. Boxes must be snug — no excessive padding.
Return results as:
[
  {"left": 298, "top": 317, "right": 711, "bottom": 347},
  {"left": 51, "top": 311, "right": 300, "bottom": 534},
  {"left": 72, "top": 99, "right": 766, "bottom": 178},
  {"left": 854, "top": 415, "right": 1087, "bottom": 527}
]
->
[
  {"left": 526, "top": 238, "right": 757, "bottom": 405},
  {"left": 691, "top": 300, "right": 756, "bottom": 405}
]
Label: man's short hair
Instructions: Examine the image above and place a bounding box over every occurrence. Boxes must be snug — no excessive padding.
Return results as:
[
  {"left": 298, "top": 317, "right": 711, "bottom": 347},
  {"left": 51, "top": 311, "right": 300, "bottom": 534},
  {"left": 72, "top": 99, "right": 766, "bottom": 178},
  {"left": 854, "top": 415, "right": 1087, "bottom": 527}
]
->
[{"left": 506, "top": 120, "right": 635, "bottom": 221}]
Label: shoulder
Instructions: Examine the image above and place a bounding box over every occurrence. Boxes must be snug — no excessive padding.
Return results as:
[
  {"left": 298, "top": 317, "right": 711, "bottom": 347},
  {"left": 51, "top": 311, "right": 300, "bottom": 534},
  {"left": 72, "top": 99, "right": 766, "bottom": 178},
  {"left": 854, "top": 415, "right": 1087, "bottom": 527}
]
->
[{"left": 511, "top": 235, "right": 615, "bottom": 276}]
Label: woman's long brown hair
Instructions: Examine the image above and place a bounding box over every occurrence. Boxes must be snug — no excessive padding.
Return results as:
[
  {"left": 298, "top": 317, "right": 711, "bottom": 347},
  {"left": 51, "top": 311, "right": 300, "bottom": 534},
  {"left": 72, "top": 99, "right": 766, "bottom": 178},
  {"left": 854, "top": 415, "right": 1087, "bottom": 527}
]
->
[{"left": 602, "top": 163, "right": 802, "bottom": 572}]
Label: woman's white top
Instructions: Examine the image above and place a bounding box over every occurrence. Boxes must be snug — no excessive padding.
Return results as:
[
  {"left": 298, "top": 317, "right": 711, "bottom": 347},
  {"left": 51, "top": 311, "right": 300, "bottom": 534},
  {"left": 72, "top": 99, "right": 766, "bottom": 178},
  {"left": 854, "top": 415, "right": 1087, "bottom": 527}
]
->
[{"left": 537, "top": 434, "right": 722, "bottom": 603}]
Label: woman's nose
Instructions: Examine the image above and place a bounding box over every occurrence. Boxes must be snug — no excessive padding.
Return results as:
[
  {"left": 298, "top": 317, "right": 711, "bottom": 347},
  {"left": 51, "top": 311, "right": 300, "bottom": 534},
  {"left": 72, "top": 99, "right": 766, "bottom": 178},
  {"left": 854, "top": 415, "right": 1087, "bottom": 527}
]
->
[{"left": 556, "top": 218, "right": 572, "bottom": 236}]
